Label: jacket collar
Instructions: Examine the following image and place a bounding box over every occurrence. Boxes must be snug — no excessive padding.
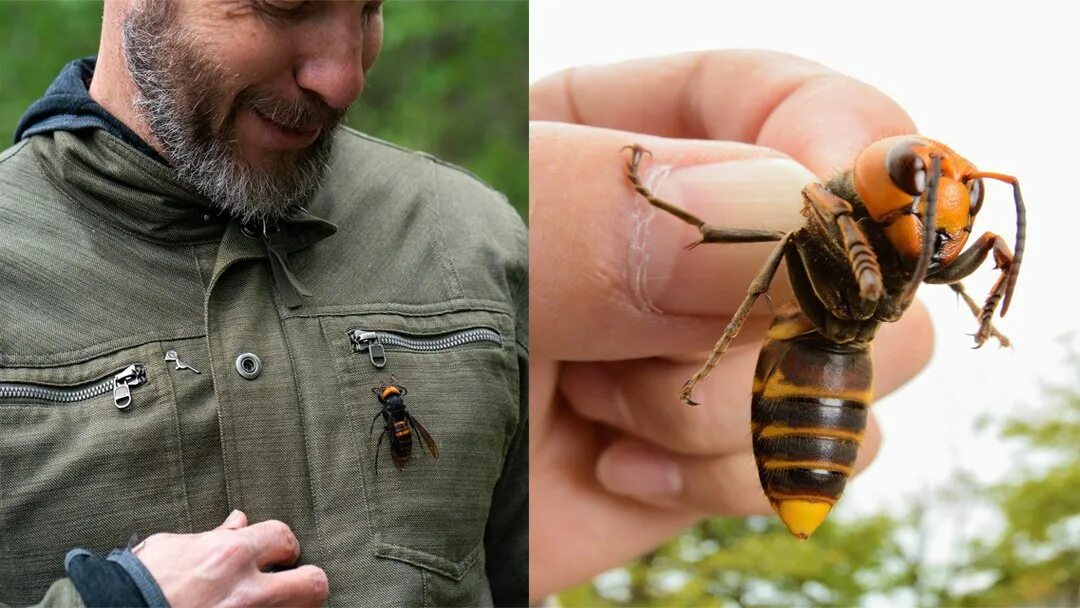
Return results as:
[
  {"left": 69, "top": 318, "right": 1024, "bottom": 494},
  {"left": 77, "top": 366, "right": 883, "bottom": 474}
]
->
[{"left": 31, "top": 128, "right": 337, "bottom": 250}]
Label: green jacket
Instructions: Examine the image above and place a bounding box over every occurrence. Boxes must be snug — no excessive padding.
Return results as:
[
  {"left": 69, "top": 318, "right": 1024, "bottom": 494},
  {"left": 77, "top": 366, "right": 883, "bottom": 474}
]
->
[{"left": 0, "top": 126, "right": 528, "bottom": 607}]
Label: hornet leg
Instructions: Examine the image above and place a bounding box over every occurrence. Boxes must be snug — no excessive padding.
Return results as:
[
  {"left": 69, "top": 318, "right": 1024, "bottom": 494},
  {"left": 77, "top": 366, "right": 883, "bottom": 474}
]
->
[
  {"left": 679, "top": 233, "right": 794, "bottom": 405},
  {"left": 925, "top": 232, "right": 1013, "bottom": 347},
  {"left": 947, "top": 282, "right": 1010, "bottom": 347},
  {"left": 802, "top": 183, "right": 883, "bottom": 301},
  {"left": 624, "top": 144, "right": 787, "bottom": 248},
  {"left": 374, "top": 429, "right": 386, "bottom": 475}
]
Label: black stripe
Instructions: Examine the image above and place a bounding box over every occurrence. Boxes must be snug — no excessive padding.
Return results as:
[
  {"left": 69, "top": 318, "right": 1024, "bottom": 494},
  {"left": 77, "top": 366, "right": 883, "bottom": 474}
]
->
[
  {"left": 751, "top": 397, "right": 867, "bottom": 433},
  {"left": 753, "top": 435, "right": 860, "bottom": 466},
  {"left": 760, "top": 467, "right": 849, "bottom": 500}
]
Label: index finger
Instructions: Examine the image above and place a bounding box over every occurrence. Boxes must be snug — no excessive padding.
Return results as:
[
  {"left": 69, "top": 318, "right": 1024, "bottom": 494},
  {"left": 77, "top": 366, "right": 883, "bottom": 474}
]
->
[
  {"left": 530, "top": 50, "right": 916, "bottom": 176},
  {"left": 254, "top": 565, "right": 329, "bottom": 608},
  {"left": 237, "top": 520, "right": 302, "bottom": 569}
]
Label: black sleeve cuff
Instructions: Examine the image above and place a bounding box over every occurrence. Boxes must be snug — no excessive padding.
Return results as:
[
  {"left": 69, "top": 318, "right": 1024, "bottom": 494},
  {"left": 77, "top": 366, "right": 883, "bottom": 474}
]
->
[{"left": 65, "top": 549, "right": 149, "bottom": 608}]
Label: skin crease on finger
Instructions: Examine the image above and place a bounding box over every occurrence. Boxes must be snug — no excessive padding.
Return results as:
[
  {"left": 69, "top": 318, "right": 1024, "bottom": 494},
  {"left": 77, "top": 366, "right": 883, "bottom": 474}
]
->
[{"left": 529, "top": 122, "right": 803, "bottom": 361}]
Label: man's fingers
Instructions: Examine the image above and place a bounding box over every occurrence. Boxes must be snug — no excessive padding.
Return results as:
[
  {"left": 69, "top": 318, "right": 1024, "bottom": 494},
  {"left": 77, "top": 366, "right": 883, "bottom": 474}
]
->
[
  {"left": 531, "top": 120, "right": 814, "bottom": 361},
  {"left": 594, "top": 415, "right": 883, "bottom": 513},
  {"left": 561, "top": 346, "right": 761, "bottom": 456},
  {"left": 215, "top": 509, "right": 248, "bottom": 531},
  {"left": 562, "top": 302, "right": 933, "bottom": 456},
  {"left": 254, "top": 565, "right": 330, "bottom": 608},
  {"left": 236, "top": 520, "right": 302, "bottom": 569},
  {"left": 531, "top": 50, "right": 915, "bottom": 176}
]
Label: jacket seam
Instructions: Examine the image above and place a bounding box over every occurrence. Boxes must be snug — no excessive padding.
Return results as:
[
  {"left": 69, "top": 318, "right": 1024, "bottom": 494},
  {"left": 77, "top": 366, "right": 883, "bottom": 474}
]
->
[
  {"left": 278, "top": 315, "right": 328, "bottom": 579},
  {"left": 156, "top": 340, "right": 195, "bottom": 534},
  {"left": 337, "top": 127, "right": 506, "bottom": 199},
  {"left": 280, "top": 301, "right": 514, "bottom": 320},
  {"left": 0, "top": 327, "right": 205, "bottom": 366},
  {"left": 0, "top": 139, "right": 30, "bottom": 166},
  {"left": 424, "top": 157, "right": 466, "bottom": 300},
  {"left": 192, "top": 244, "right": 207, "bottom": 290}
]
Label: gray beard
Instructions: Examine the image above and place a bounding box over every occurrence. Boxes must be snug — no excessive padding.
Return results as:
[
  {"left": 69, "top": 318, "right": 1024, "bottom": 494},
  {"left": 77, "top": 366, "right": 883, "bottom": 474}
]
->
[{"left": 121, "top": 2, "right": 337, "bottom": 224}]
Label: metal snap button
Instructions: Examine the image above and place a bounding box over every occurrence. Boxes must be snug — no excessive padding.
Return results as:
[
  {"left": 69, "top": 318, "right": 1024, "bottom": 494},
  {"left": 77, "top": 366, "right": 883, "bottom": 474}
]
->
[{"left": 235, "top": 353, "right": 262, "bottom": 379}]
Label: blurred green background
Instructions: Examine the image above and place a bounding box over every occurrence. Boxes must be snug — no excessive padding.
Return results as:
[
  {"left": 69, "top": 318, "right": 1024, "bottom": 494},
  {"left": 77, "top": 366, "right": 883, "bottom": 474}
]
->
[{"left": 0, "top": 0, "right": 527, "bottom": 219}]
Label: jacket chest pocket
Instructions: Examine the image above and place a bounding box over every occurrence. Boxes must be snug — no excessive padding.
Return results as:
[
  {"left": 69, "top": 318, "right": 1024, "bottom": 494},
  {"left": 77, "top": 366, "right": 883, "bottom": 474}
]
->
[
  {"left": 0, "top": 343, "right": 189, "bottom": 605},
  {"left": 321, "top": 312, "right": 518, "bottom": 582}
]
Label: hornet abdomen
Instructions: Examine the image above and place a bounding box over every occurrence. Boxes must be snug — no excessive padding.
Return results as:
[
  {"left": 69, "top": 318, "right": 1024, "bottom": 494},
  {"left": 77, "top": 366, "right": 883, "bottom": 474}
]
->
[{"left": 750, "top": 313, "right": 873, "bottom": 539}]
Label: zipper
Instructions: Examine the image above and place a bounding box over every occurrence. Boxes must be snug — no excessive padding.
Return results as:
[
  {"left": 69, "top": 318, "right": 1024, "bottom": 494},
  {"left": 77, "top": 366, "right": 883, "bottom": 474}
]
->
[
  {"left": 0, "top": 364, "right": 148, "bottom": 410},
  {"left": 349, "top": 328, "right": 503, "bottom": 369}
]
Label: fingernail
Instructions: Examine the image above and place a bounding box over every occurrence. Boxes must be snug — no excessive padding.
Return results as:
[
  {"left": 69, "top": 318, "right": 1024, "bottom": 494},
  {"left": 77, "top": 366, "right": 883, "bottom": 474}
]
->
[
  {"left": 634, "top": 158, "right": 816, "bottom": 315},
  {"left": 597, "top": 443, "right": 682, "bottom": 498},
  {"left": 226, "top": 509, "right": 245, "bottom": 525}
]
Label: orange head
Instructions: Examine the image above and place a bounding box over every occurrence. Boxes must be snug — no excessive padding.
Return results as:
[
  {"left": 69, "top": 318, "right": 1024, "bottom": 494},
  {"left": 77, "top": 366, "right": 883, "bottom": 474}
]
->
[
  {"left": 853, "top": 135, "right": 983, "bottom": 269},
  {"left": 372, "top": 383, "right": 407, "bottom": 402}
]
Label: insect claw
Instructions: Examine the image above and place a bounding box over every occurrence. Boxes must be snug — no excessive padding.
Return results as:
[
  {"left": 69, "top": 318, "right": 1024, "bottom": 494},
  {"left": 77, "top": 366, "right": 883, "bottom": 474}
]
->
[{"left": 621, "top": 144, "right": 652, "bottom": 168}]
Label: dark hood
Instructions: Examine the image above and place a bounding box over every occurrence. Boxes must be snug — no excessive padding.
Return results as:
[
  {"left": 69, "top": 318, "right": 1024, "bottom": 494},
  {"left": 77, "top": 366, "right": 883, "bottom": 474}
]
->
[{"left": 14, "top": 56, "right": 167, "bottom": 164}]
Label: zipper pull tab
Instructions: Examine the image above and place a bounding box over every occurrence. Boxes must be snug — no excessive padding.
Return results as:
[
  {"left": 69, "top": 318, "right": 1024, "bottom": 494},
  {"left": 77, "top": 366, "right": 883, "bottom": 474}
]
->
[
  {"left": 352, "top": 331, "right": 387, "bottom": 368},
  {"left": 263, "top": 220, "right": 313, "bottom": 310},
  {"left": 113, "top": 364, "right": 146, "bottom": 410}
]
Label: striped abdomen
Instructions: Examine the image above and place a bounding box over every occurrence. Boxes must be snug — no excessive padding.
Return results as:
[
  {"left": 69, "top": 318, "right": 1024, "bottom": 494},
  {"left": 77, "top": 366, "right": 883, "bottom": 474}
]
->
[
  {"left": 388, "top": 414, "right": 414, "bottom": 469},
  {"left": 751, "top": 314, "right": 873, "bottom": 539}
]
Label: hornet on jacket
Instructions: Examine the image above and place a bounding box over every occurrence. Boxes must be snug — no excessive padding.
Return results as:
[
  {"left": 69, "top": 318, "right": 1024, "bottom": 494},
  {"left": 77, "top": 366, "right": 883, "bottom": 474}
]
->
[{"left": 370, "top": 380, "right": 440, "bottom": 473}]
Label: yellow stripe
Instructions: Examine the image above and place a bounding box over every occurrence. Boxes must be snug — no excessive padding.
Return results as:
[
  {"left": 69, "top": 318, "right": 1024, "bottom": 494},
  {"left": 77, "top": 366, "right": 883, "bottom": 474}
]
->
[
  {"left": 762, "top": 460, "right": 854, "bottom": 475},
  {"left": 766, "top": 317, "right": 815, "bottom": 341},
  {"left": 759, "top": 368, "right": 872, "bottom": 404},
  {"left": 768, "top": 494, "right": 838, "bottom": 506},
  {"left": 758, "top": 425, "right": 864, "bottom": 443}
]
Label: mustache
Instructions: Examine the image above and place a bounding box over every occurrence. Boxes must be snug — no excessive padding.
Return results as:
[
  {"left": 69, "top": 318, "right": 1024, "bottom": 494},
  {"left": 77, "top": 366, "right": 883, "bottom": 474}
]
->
[{"left": 238, "top": 89, "right": 347, "bottom": 132}]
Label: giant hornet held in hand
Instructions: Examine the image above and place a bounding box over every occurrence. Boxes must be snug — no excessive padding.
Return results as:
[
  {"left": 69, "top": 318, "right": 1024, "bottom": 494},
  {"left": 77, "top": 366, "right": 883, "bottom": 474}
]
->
[
  {"left": 370, "top": 379, "right": 440, "bottom": 473},
  {"left": 624, "top": 136, "right": 1025, "bottom": 539}
]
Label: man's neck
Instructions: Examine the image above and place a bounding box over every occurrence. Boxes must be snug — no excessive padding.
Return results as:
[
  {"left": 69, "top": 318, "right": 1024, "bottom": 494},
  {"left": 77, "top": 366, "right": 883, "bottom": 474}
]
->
[{"left": 87, "top": 3, "right": 164, "bottom": 157}]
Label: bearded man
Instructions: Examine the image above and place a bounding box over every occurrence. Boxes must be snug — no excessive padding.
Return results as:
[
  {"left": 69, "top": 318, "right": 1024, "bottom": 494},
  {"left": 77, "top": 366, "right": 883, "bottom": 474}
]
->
[{"left": 0, "top": 2, "right": 527, "bottom": 607}]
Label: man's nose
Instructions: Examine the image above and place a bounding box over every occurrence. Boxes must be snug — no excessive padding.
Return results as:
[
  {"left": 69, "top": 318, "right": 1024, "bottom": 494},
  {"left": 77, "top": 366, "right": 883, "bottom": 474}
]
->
[{"left": 295, "top": 16, "right": 366, "bottom": 110}]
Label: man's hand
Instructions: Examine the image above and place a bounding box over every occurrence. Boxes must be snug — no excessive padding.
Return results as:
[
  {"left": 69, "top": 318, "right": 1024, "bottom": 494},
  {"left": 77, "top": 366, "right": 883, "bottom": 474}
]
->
[
  {"left": 135, "top": 510, "right": 328, "bottom": 608},
  {"left": 529, "top": 50, "right": 935, "bottom": 600}
]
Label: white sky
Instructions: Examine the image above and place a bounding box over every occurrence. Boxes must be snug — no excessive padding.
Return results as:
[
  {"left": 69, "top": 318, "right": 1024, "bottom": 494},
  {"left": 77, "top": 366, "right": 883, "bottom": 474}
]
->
[{"left": 532, "top": 0, "right": 1080, "bottom": 543}]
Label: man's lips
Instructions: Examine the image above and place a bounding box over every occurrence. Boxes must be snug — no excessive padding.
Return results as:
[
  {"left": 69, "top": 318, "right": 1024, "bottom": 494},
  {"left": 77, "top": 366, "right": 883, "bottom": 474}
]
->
[{"left": 250, "top": 108, "right": 322, "bottom": 148}]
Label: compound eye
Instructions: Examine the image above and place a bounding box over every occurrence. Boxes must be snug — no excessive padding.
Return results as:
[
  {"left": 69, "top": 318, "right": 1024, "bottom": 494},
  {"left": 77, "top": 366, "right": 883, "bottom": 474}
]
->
[
  {"left": 886, "top": 142, "right": 927, "bottom": 197},
  {"left": 968, "top": 178, "right": 985, "bottom": 216}
]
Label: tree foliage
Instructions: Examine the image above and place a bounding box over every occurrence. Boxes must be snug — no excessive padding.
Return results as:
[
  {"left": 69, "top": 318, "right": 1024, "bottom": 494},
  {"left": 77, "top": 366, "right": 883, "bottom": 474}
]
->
[
  {"left": 939, "top": 351, "right": 1080, "bottom": 607},
  {"left": 560, "top": 515, "right": 912, "bottom": 607},
  {"left": 0, "top": 1, "right": 526, "bottom": 219},
  {"left": 348, "top": 1, "right": 527, "bottom": 217}
]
